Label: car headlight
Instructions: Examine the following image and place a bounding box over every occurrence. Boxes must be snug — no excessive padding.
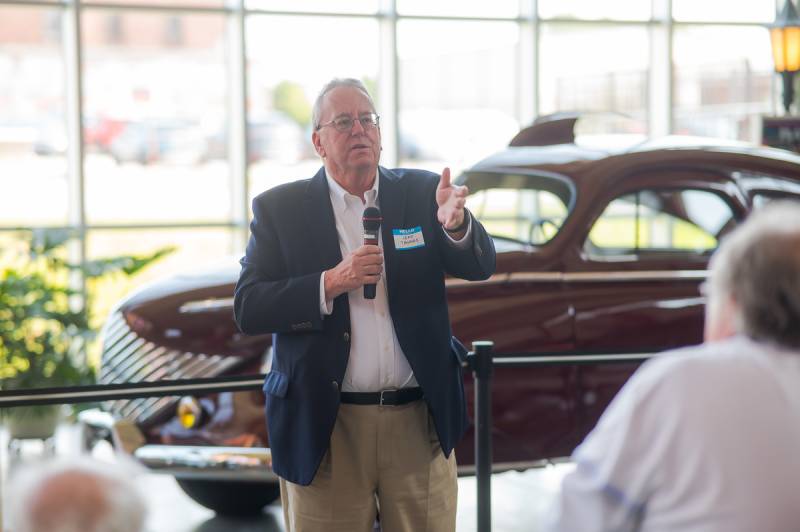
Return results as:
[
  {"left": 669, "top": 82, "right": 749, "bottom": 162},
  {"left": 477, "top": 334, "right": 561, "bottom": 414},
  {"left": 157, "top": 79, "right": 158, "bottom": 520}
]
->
[{"left": 177, "top": 396, "right": 207, "bottom": 429}]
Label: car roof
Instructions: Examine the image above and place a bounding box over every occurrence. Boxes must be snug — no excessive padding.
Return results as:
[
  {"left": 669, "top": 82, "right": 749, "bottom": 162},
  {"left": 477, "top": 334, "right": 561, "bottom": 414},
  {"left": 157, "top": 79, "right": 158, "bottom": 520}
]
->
[
  {"left": 466, "top": 135, "right": 800, "bottom": 175},
  {"left": 465, "top": 112, "right": 800, "bottom": 175}
]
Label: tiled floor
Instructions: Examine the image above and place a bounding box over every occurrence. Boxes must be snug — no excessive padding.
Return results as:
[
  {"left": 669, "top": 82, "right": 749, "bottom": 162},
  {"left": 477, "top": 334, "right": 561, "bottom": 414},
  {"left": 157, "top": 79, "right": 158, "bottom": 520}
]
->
[{"left": 0, "top": 424, "right": 573, "bottom": 532}]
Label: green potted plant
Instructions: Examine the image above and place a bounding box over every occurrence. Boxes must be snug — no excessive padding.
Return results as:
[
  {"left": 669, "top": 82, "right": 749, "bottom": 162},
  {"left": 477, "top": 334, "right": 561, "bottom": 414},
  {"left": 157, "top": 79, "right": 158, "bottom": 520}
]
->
[{"left": 0, "top": 228, "right": 171, "bottom": 439}]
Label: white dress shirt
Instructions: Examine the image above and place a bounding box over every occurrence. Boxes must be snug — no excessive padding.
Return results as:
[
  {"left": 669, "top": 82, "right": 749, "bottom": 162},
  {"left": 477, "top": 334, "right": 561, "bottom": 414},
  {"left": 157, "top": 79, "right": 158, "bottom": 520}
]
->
[
  {"left": 545, "top": 335, "right": 800, "bottom": 532},
  {"left": 318, "top": 170, "right": 471, "bottom": 393}
]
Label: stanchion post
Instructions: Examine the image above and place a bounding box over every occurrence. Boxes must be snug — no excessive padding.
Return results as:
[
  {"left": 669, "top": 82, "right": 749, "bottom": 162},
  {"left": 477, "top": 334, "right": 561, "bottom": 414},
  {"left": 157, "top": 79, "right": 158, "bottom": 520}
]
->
[{"left": 468, "top": 340, "right": 494, "bottom": 532}]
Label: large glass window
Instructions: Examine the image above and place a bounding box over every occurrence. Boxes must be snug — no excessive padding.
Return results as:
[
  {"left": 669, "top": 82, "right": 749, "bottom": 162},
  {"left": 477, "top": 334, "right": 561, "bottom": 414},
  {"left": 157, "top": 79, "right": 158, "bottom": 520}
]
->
[
  {"left": 245, "top": 15, "right": 379, "bottom": 203},
  {"left": 87, "top": 227, "right": 239, "bottom": 324},
  {"left": 673, "top": 26, "right": 774, "bottom": 141},
  {"left": 85, "top": 0, "right": 226, "bottom": 6},
  {"left": 672, "top": 0, "right": 774, "bottom": 23},
  {"left": 538, "top": 24, "right": 649, "bottom": 133},
  {"left": 397, "top": 20, "right": 520, "bottom": 175},
  {"left": 245, "top": 0, "right": 377, "bottom": 14},
  {"left": 0, "top": 6, "right": 68, "bottom": 226},
  {"left": 538, "top": 0, "right": 650, "bottom": 21},
  {"left": 397, "top": 0, "right": 518, "bottom": 18},
  {"left": 0, "top": 0, "right": 781, "bottom": 394},
  {"left": 82, "top": 10, "right": 229, "bottom": 224}
]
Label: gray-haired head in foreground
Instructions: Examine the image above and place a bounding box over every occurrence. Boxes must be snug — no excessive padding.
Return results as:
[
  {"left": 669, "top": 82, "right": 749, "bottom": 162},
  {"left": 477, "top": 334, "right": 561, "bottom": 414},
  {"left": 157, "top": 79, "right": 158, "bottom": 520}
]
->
[
  {"left": 7, "top": 456, "right": 147, "bottom": 532},
  {"left": 709, "top": 200, "right": 800, "bottom": 348},
  {"left": 312, "top": 78, "right": 375, "bottom": 130}
]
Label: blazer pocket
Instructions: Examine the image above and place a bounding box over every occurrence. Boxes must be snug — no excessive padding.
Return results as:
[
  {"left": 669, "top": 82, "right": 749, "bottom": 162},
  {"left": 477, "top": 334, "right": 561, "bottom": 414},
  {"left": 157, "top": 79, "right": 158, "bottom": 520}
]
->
[
  {"left": 450, "top": 336, "right": 468, "bottom": 367},
  {"left": 262, "top": 370, "right": 288, "bottom": 398}
]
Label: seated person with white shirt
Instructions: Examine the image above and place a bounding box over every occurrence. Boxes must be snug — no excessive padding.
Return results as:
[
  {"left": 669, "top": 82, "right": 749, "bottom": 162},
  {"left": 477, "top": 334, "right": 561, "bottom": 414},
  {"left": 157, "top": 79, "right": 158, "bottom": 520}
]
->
[{"left": 546, "top": 201, "right": 800, "bottom": 532}]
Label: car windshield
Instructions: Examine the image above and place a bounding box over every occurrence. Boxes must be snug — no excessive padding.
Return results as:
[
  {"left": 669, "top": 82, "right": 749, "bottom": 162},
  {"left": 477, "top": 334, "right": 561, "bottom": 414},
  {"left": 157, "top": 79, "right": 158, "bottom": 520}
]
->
[{"left": 463, "top": 172, "right": 573, "bottom": 246}]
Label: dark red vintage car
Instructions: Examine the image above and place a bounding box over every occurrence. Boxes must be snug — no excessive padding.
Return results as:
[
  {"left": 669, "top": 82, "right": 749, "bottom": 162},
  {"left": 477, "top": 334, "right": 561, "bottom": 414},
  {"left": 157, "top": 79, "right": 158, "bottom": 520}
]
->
[{"left": 82, "top": 116, "right": 800, "bottom": 515}]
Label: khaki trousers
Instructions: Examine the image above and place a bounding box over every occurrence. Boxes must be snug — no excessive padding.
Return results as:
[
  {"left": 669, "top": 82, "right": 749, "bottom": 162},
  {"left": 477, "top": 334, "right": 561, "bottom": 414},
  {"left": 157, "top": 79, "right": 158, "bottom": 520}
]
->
[{"left": 279, "top": 400, "right": 457, "bottom": 532}]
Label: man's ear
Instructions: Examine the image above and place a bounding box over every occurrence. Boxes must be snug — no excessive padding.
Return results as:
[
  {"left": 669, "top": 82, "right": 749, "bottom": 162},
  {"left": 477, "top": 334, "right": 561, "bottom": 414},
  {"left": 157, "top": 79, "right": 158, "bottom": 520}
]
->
[
  {"left": 704, "top": 292, "right": 740, "bottom": 343},
  {"left": 312, "top": 131, "right": 325, "bottom": 158}
]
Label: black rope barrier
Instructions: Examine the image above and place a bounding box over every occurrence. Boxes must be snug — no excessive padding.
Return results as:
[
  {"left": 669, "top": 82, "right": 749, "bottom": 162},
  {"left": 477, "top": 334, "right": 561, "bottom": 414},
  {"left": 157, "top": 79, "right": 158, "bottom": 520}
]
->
[
  {"left": 0, "top": 374, "right": 266, "bottom": 408},
  {"left": 467, "top": 341, "right": 494, "bottom": 532}
]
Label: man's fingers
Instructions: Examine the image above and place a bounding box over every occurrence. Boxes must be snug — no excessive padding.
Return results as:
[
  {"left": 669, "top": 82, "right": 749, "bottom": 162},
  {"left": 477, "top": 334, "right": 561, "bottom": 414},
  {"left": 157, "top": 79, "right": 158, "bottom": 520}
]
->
[
  {"left": 360, "top": 252, "right": 383, "bottom": 264},
  {"left": 364, "top": 264, "right": 383, "bottom": 275},
  {"left": 355, "top": 245, "right": 382, "bottom": 256},
  {"left": 438, "top": 167, "right": 451, "bottom": 190},
  {"left": 362, "top": 257, "right": 383, "bottom": 268}
]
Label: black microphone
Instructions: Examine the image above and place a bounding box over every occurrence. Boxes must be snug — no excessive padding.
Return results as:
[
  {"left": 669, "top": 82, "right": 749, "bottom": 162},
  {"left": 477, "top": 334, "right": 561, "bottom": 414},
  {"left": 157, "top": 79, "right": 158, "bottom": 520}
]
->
[{"left": 362, "top": 206, "right": 382, "bottom": 299}]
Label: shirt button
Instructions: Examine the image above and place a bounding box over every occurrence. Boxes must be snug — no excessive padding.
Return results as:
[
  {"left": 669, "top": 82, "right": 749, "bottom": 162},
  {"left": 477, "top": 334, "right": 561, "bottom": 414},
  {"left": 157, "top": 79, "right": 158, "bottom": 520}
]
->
[{"left": 343, "top": 332, "right": 350, "bottom": 342}]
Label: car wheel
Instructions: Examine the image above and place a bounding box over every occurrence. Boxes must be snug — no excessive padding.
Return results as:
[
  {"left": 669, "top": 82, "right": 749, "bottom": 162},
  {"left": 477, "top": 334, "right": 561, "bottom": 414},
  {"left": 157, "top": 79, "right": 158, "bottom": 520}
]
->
[{"left": 175, "top": 479, "right": 280, "bottom": 516}]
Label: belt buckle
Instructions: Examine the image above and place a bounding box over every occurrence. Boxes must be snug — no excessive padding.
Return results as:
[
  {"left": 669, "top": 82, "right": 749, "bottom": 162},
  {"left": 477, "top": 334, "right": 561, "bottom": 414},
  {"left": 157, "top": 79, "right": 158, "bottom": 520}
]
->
[{"left": 379, "top": 388, "right": 398, "bottom": 406}]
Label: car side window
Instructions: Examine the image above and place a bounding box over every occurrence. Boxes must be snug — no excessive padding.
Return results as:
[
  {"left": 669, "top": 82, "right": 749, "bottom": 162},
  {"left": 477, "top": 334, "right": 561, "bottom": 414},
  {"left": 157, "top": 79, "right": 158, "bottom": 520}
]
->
[
  {"left": 467, "top": 187, "right": 568, "bottom": 245},
  {"left": 586, "top": 188, "right": 735, "bottom": 256}
]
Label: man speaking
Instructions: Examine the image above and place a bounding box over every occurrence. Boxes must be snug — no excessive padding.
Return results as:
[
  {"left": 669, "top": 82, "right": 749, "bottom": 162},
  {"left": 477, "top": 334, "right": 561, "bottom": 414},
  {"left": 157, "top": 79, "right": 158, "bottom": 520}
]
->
[{"left": 234, "top": 78, "right": 496, "bottom": 532}]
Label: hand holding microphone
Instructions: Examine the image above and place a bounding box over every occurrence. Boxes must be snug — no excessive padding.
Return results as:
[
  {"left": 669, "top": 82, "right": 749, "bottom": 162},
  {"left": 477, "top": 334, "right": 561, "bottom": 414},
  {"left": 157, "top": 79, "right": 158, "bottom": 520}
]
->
[
  {"left": 362, "top": 206, "right": 383, "bottom": 299},
  {"left": 322, "top": 206, "right": 383, "bottom": 301}
]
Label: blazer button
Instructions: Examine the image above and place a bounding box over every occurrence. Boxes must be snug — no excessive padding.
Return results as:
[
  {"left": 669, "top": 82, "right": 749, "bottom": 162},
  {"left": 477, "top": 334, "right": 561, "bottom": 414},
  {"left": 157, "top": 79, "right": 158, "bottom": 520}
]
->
[
  {"left": 332, "top": 380, "right": 339, "bottom": 391},
  {"left": 343, "top": 332, "right": 350, "bottom": 342}
]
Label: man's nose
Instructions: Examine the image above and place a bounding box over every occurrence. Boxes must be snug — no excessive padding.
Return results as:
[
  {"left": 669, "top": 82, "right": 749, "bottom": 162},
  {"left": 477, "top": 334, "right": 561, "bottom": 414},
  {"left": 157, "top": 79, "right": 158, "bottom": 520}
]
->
[{"left": 350, "top": 118, "right": 366, "bottom": 135}]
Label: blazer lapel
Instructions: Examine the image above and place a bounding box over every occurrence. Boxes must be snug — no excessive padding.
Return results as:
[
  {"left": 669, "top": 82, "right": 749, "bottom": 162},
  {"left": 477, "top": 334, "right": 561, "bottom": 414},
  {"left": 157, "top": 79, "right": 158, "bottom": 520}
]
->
[
  {"left": 304, "top": 168, "right": 342, "bottom": 270},
  {"left": 378, "top": 167, "right": 407, "bottom": 298}
]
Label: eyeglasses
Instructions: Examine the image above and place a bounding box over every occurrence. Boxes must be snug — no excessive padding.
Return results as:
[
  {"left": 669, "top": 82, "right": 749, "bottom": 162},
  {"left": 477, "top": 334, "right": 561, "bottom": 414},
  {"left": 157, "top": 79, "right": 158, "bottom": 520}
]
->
[{"left": 317, "top": 113, "right": 380, "bottom": 133}]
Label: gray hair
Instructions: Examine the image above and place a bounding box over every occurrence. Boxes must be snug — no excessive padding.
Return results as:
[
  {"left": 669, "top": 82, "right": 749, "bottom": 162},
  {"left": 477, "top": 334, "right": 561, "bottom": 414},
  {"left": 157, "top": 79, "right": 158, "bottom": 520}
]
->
[
  {"left": 708, "top": 200, "right": 800, "bottom": 348},
  {"left": 312, "top": 78, "right": 375, "bottom": 130},
  {"left": 7, "top": 456, "right": 147, "bottom": 532}
]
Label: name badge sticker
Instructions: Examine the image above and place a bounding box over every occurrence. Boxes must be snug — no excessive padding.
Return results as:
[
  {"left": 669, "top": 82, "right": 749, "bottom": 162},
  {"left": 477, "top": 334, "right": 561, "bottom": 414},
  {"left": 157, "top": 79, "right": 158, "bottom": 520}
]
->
[{"left": 392, "top": 226, "right": 425, "bottom": 250}]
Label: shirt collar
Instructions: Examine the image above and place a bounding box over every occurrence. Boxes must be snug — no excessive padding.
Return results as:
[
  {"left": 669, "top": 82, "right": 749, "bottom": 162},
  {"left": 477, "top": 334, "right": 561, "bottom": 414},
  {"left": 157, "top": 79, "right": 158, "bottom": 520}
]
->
[{"left": 325, "top": 169, "right": 379, "bottom": 215}]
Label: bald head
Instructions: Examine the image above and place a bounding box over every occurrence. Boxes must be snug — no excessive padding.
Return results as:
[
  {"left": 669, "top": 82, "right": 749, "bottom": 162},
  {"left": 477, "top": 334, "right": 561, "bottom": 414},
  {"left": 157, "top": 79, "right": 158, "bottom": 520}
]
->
[{"left": 9, "top": 457, "right": 146, "bottom": 532}]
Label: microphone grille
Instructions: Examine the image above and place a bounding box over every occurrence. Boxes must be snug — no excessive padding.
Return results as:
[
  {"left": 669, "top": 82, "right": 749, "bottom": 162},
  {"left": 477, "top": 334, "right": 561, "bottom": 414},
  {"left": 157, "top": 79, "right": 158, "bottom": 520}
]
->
[{"left": 363, "top": 206, "right": 382, "bottom": 229}]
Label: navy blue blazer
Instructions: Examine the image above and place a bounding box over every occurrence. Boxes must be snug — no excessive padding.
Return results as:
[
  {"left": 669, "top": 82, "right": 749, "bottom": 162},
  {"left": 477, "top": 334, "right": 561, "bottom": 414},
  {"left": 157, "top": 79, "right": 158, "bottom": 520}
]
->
[{"left": 234, "top": 166, "right": 496, "bottom": 486}]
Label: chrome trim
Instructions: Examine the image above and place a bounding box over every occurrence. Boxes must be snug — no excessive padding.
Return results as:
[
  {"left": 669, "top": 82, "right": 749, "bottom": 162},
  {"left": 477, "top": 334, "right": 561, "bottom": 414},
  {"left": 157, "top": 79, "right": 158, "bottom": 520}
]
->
[
  {"left": 177, "top": 396, "right": 204, "bottom": 429},
  {"left": 77, "top": 408, "right": 115, "bottom": 431},
  {"left": 446, "top": 274, "right": 511, "bottom": 287},
  {"left": 456, "top": 457, "right": 573, "bottom": 476},
  {"left": 446, "top": 270, "right": 707, "bottom": 287},
  {"left": 99, "top": 310, "right": 247, "bottom": 425},
  {"left": 508, "top": 272, "right": 562, "bottom": 282},
  {"left": 563, "top": 270, "right": 707, "bottom": 282},
  {"left": 179, "top": 297, "right": 235, "bottom": 314},
  {"left": 134, "top": 445, "right": 277, "bottom": 482}
]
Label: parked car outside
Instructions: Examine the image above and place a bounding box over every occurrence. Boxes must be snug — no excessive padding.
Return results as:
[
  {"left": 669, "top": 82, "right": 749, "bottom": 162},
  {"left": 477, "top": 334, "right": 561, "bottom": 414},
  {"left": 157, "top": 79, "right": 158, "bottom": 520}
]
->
[
  {"left": 108, "top": 120, "right": 205, "bottom": 165},
  {"left": 201, "top": 111, "right": 306, "bottom": 165},
  {"left": 32, "top": 116, "right": 134, "bottom": 157},
  {"left": 82, "top": 114, "right": 800, "bottom": 515}
]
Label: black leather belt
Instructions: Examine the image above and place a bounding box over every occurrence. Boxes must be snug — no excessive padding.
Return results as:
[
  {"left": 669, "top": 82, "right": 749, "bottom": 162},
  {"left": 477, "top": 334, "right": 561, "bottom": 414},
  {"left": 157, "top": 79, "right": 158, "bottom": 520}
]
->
[{"left": 340, "top": 387, "right": 423, "bottom": 406}]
